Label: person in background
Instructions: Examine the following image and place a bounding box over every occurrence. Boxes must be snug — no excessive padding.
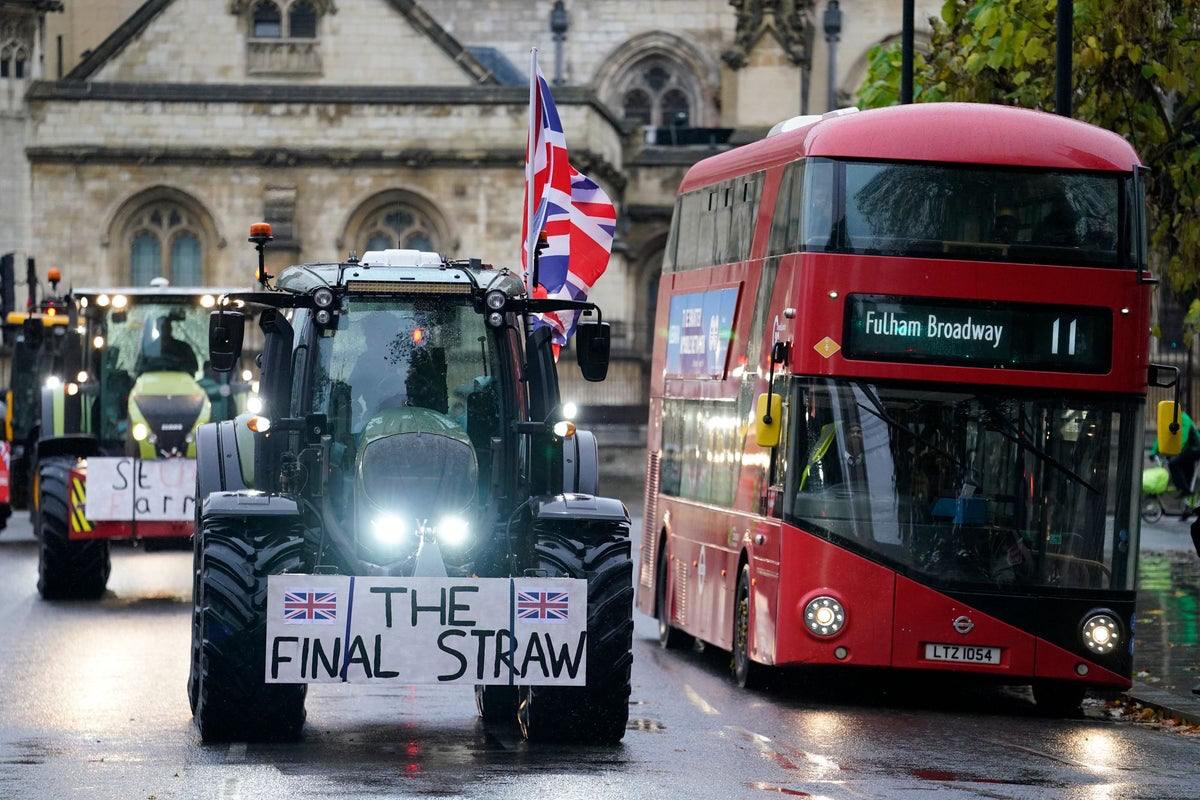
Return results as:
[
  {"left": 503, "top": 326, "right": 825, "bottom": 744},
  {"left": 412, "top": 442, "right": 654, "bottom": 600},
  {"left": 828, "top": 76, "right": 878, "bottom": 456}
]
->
[{"left": 1152, "top": 408, "right": 1200, "bottom": 501}]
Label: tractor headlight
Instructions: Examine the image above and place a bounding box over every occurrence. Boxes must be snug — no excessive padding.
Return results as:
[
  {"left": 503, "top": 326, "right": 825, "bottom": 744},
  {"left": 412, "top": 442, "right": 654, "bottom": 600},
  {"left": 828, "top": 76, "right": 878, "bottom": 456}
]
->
[
  {"left": 485, "top": 290, "right": 507, "bottom": 311},
  {"left": 371, "top": 513, "right": 409, "bottom": 547},
  {"left": 486, "top": 311, "right": 505, "bottom": 328},
  {"left": 553, "top": 420, "right": 576, "bottom": 438},
  {"left": 1081, "top": 611, "right": 1120, "bottom": 655},
  {"left": 436, "top": 515, "right": 470, "bottom": 548},
  {"left": 313, "top": 287, "right": 334, "bottom": 308},
  {"left": 132, "top": 422, "right": 149, "bottom": 441},
  {"left": 561, "top": 401, "right": 578, "bottom": 420},
  {"left": 804, "top": 596, "right": 846, "bottom": 638},
  {"left": 246, "top": 395, "right": 264, "bottom": 414},
  {"left": 44, "top": 375, "right": 62, "bottom": 390}
]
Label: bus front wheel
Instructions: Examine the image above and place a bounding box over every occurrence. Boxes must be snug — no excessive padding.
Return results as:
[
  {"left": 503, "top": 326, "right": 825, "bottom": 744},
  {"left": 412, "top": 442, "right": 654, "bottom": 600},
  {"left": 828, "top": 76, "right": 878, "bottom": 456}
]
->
[{"left": 732, "top": 564, "right": 770, "bottom": 689}]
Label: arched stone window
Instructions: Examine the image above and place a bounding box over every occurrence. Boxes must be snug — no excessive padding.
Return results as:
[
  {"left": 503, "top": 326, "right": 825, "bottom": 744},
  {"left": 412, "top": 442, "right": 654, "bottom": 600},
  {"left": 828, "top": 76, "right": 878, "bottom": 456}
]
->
[
  {"left": 0, "top": 42, "right": 28, "bottom": 80},
  {"left": 360, "top": 205, "right": 439, "bottom": 253},
  {"left": 251, "top": 1, "right": 282, "bottom": 38},
  {"left": 342, "top": 190, "right": 450, "bottom": 258},
  {"left": 288, "top": 0, "right": 318, "bottom": 38},
  {"left": 618, "top": 57, "right": 696, "bottom": 127},
  {"left": 248, "top": 0, "right": 324, "bottom": 39},
  {"left": 114, "top": 194, "right": 214, "bottom": 286}
]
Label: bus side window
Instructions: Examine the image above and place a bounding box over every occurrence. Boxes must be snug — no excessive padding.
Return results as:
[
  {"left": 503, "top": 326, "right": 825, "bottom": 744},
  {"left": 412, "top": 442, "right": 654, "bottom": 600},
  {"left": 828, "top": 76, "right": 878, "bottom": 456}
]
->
[
  {"left": 675, "top": 190, "right": 702, "bottom": 269},
  {"left": 802, "top": 159, "right": 836, "bottom": 250},
  {"left": 768, "top": 163, "right": 798, "bottom": 256},
  {"left": 714, "top": 180, "right": 734, "bottom": 264},
  {"left": 662, "top": 196, "right": 681, "bottom": 273},
  {"left": 731, "top": 172, "right": 763, "bottom": 261}
]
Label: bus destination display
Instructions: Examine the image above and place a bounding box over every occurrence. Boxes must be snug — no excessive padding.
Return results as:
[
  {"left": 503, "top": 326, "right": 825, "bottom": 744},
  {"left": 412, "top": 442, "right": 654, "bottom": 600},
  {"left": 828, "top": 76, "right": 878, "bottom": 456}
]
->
[{"left": 843, "top": 294, "right": 1111, "bottom": 373}]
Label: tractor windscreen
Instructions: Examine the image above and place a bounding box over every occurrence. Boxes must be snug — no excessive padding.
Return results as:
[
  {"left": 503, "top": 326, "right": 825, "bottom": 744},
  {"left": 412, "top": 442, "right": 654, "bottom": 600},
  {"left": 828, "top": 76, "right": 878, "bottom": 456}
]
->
[
  {"left": 311, "top": 297, "right": 503, "bottom": 533},
  {"left": 90, "top": 301, "right": 216, "bottom": 443}
]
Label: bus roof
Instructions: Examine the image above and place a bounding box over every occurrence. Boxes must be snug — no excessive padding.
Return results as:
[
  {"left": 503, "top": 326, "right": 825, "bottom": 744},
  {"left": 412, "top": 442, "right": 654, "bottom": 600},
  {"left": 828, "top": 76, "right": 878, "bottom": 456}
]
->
[{"left": 679, "top": 103, "right": 1140, "bottom": 192}]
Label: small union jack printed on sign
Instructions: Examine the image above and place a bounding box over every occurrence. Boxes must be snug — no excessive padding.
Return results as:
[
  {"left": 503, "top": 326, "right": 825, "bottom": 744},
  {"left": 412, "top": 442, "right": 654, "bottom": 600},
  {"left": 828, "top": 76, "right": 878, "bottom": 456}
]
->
[
  {"left": 516, "top": 590, "right": 570, "bottom": 622},
  {"left": 282, "top": 591, "right": 339, "bottom": 624}
]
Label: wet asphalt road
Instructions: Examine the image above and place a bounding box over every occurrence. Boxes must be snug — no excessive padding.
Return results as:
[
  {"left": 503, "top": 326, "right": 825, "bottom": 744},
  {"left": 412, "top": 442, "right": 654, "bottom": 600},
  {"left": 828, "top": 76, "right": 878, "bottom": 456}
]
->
[{"left": 2, "top": 516, "right": 1200, "bottom": 799}]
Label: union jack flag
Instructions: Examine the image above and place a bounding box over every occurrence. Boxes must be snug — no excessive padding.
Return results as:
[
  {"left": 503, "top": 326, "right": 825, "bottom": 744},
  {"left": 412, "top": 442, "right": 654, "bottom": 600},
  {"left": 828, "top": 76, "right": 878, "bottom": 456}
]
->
[
  {"left": 522, "top": 52, "right": 617, "bottom": 348},
  {"left": 282, "top": 590, "right": 339, "bottom": 623},
  {"left": 516, "top": 589, "right": 571, "bottom": 622}
]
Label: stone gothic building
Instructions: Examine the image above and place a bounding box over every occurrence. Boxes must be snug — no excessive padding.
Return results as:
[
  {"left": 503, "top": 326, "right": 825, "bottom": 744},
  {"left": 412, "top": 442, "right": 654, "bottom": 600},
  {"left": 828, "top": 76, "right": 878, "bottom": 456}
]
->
[{"left": 2, "top": 0, "right": 937, "bottom": 429}]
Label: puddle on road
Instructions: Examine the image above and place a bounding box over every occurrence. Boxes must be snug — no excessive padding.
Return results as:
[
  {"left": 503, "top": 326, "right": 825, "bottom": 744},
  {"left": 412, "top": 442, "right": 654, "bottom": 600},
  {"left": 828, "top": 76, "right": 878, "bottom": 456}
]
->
[{"left": 1135, "top": 551, "right": 1200, "bottom": 696}]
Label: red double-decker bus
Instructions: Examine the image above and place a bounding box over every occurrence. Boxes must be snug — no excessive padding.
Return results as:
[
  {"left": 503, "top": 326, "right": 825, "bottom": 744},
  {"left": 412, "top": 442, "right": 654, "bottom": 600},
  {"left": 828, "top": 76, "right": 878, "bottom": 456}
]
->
[{"left": 636, "top": 103, "right": 1153, "bottom": 712}]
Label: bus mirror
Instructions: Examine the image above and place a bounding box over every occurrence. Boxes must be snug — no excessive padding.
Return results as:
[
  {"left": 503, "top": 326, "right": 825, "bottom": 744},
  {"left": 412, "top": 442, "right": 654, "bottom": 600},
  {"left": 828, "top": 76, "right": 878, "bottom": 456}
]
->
[
  {"left": 208, "top": 309, "right": 245, "bottom": 373},
  {"left": 576, "top": 320, "right": 610, "bottom": 383},
  {"left": 755, "top": 393, "right": 782, "bottom": 448},
  {"left": 1157, "top": 400, "right": 1184, "bottom": 457},
  {"left": 1148, "top": 364, "right": 1179, "bottom": 388}
]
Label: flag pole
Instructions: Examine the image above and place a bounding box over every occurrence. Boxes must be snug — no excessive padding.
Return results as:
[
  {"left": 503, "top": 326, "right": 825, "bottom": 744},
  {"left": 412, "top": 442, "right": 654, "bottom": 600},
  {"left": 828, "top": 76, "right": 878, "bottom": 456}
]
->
[{"left": 525, "top": 47, "right": 539, "bottom": 297}]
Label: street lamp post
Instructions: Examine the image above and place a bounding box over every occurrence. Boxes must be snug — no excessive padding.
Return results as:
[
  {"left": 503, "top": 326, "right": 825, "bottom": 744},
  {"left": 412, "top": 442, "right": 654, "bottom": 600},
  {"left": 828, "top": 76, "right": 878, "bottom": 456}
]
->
[
  {"left": 823, "top": 0, "right": 842, "bottom": 111},
  {"left": 550, "top": 0, "right": 569, "bottom": 86}
]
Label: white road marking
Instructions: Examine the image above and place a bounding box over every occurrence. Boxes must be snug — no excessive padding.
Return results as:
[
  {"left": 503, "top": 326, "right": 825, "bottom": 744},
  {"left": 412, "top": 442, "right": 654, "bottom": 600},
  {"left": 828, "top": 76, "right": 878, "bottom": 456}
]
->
[
  {"left": 218, "top": 776, "right": 241, "bottom": 800},
  {"left": 682, "top": 683, "right": 720, "bottom": 715}
]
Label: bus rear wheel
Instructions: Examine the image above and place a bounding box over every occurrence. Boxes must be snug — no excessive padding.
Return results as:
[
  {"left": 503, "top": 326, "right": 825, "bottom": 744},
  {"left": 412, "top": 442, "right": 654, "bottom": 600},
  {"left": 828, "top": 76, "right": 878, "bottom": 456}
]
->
[
  {"left": 656, "top": 539, "right": 692, "bottom": 650},
  {"left": 1032, "top": 681, "right": 1087, "bottom": 716},
  {"left": 732, "top": 564, "right": 769, "bottom": 689}
]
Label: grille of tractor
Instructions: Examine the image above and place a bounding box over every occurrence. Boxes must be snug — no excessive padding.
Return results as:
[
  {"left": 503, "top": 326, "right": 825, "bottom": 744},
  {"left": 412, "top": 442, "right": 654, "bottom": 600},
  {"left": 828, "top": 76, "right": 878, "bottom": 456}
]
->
[{"left": 346, "top": 281, "right": 471, "bottom": 295}]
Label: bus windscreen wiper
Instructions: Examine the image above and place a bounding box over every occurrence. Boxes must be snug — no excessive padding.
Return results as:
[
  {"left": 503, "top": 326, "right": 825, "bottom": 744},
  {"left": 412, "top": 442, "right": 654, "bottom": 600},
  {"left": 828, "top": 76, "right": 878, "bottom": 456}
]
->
[
  {"left": 852, "top": 383, "right": 967, "bottom": 472},
  {"left": 980, "top": 400, "right": 1100, "bottom": 495}
]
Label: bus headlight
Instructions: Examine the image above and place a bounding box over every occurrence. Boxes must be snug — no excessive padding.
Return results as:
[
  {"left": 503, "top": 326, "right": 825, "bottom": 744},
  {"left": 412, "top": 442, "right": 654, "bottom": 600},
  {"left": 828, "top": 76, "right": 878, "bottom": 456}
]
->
[
  {"left": 1081, "top": 611, "right": 1120, "bottom": 655},
  {"left": 804, "top": 596, "right": 846, "bottom": 638},
  {"left": 371, "top": 513, "right": 408, "bottom": 546},
  {"left": 436, "top": 515, "right": 470, "bottom": 547}
]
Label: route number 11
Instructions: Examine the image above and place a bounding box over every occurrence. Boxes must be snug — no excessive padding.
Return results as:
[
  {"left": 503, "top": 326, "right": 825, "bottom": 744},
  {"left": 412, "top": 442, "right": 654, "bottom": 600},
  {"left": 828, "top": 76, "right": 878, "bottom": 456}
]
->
[{"left": 1051, "top": 317, "right": 1077, "bottom": 356}]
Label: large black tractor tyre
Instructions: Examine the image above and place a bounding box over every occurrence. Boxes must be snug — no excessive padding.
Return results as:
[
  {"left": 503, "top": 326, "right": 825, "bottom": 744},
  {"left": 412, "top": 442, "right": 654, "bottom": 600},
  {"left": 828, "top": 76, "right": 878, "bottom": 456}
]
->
[
  {"left": 36, "top": 457, "right": 109, "bottom": 600},
  {"left": 518, "top": 522, "right": 634, "bottom": 745},
  {"left": 475, "top": 685, "right": 519, "bottom": 724},
  {"left": 191, "top": 514, "right": 307, "bottom": 742}
]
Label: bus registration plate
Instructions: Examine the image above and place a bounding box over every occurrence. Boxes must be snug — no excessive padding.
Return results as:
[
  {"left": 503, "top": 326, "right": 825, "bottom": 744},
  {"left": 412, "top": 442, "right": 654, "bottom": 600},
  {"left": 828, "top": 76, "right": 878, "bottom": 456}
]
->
[{"left": 923, "top": 643, "right": 1001, "bottom": 665}]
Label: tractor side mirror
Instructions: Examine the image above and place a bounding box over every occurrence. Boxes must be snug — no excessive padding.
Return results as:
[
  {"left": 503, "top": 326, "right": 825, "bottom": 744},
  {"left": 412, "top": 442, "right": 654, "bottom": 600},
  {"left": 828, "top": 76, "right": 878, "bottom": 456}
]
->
[
  {"left": 208, "top": 310, "right": 245, "bottom": 373},
  {"left": 576, "top": 320, "right": 610, "bottom": 383}
]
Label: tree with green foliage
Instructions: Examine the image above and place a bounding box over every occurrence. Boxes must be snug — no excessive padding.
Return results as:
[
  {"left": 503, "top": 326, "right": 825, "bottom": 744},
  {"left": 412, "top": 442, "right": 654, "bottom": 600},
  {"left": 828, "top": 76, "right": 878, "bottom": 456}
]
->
[{"left": 857, "top": 0, "right": 1200, "bottom": 292}]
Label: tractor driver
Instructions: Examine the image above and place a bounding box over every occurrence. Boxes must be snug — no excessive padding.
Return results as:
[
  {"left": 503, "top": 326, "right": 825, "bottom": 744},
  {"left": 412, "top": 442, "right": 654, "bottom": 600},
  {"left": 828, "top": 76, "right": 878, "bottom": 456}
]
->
[{"left": 159, "top": 317, "right": 199, "bottom": 376}]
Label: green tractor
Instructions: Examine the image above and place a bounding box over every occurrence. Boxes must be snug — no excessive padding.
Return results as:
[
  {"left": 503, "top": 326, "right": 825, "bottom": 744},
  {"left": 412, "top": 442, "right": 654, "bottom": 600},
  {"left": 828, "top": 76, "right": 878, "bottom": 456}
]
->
[
  {"left": 34, "top": 284, "right": 254, "bottom": 599},
  {"left": 189, "top": 244, "right": 632, "bottom": 745}
]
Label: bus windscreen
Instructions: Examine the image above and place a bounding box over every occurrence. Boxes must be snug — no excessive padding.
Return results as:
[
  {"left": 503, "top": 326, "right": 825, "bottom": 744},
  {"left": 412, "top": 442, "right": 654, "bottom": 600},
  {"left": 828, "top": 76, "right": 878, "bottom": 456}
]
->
[{"left": 807, "top": 159, "right": 1126, "bottom": 268}]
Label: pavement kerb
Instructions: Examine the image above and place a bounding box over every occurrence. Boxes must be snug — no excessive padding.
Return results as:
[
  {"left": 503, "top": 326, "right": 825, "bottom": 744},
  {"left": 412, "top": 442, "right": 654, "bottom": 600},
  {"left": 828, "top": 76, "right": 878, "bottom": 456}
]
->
[{"left": 1125, "top": 682, "right": 1200, "bottom": 726}]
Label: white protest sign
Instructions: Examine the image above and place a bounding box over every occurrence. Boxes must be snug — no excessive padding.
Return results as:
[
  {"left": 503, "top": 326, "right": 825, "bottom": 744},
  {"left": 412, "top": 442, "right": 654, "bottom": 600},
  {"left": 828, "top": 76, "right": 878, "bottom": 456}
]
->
[
  {"left": 265, "top": 575, "right": 588, "bottom": 686},
  {"left": 85, "top": 457, "right": 197, "bottom": 521}
]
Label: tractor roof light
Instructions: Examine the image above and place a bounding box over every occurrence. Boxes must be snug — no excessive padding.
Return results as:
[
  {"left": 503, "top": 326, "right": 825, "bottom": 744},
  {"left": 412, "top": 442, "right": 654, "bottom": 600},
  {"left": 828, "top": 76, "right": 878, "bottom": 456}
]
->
[
  {"left": 200, "top": 294, "right": 216, "bottom": 308},
  {"left": 96, "top": 294, "right": 110, "bottom": 307},
  {"left": 111, "top": 294, "right": 128, "bottom": 310}
]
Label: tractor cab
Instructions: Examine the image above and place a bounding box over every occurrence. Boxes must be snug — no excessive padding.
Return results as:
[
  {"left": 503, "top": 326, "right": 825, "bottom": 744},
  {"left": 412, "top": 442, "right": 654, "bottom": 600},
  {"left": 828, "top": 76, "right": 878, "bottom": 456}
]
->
[{"left": 189, "top": 231, "right": 632, "bottom": 746}]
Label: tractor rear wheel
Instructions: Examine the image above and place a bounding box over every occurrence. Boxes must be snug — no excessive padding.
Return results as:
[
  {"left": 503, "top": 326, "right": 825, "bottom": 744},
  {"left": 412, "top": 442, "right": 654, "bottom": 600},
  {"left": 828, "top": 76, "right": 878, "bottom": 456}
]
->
[
  {"left": 191, "top": 514, "right": 307, "bottom": 742},
  {"left": 36, "top": 457, "right": 109, "bottom": 600},
  {"left": 518, "top": 522, "right": 633, "bottom": 745}
]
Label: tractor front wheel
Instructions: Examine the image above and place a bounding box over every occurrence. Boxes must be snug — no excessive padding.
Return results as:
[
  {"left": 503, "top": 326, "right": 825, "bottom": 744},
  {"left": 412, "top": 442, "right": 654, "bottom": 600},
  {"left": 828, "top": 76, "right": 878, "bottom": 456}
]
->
[
  {"left": 191, "top": 514, "right": 307, "bottom": 742},
  {"left": 518, "top": 522, "right": 633, "bottom": 745},
  {"left": 36, "top": 457, "right": 109, "bottom": 600}
]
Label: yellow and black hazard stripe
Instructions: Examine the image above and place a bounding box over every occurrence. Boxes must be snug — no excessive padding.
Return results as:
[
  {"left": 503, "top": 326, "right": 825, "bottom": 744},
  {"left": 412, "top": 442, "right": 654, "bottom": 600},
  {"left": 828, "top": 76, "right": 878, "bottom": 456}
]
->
[{"left": 69, "top": 475, "right": 93, "bottom": 534}]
